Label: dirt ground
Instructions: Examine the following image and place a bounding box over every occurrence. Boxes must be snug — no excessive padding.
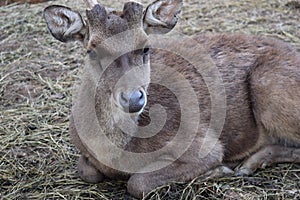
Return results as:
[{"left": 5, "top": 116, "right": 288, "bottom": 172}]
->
[{"left": 0, "top": 0, "right": 299, "bottom": 199}]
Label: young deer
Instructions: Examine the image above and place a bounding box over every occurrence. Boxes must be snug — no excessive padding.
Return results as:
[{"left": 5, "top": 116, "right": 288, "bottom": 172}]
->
[{"left": 44, "top": 0, "right": 300, "bottom": 198}]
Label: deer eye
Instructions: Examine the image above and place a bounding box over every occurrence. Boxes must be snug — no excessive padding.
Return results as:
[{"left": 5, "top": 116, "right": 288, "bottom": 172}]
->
[
  {"left": 87, "top": 49, "right": 97, "bottom": 58},
  {"left": 143, "top": 46, "right": 150, "bottom": 56},
  {"left": 87, "top": 49, "right": 93, "bottom": 54}
]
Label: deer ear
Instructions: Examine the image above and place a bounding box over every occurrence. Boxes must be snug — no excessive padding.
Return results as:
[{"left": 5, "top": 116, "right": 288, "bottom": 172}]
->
[
  {"left": 43, "top": 5, "right": 87, "bottom": 43},
  {"left": 143, "top": 0, "right": 182, "bottom": 34}
]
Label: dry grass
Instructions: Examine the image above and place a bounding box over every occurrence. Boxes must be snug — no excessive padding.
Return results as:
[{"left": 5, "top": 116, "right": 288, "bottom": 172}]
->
[{"left": 0, "top": 0, "right": 299, "bottom": 199}]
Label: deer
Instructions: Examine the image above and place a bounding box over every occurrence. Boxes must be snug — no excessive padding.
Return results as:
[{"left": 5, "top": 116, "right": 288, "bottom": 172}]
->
[{"left": 43, "top": 0, "right": 300, "bottom": 198}]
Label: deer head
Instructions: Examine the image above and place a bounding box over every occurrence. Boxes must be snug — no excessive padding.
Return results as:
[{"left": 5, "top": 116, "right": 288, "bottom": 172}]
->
[{"left": 43, "top": 0, "right": 182, "bottom": 117}]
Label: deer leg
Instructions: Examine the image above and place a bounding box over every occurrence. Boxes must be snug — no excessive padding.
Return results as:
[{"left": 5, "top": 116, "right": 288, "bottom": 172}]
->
[
  {"left": 127, "top": 162, "right": 202, "bottom": 198},
  {"left": 127, "top": 155, "right": 224, "bottom": 198},
  {"left": 235, "top": 145, "right": 300, "bottom": 176},
  {"left": 201, "top": 165, "right": 234, "bottom": 180},
  {"left": 126, "top": 136, "right": 226, "bottom": 198},
  {"left": 77, "top": 155, "right": 104, "bottom": 183}
]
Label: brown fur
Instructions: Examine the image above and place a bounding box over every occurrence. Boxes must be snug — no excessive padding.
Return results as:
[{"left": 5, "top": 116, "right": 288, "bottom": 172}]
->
[{"left": 44, "top": 1, "right": 300, "bottom": 198}]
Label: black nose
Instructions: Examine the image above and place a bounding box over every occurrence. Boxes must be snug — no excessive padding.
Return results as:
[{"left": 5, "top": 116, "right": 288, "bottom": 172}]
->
[{"left": 119, "top": 90, "right": 146, "bottom": 113}]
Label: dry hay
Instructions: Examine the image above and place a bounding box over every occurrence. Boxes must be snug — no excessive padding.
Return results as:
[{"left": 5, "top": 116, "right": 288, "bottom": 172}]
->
[
  {"left": 0, "top": 0, "right": 299, "bottom": 199},
  {"left": 0, "top": 0, "right": 53, "bottom": 7}
]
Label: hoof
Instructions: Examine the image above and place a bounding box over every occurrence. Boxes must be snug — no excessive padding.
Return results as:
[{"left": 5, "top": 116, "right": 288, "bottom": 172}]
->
[
  {"left": 77, "top": 155, "right": 104, "bottom": 183},
  {"left": 234, "top": 168, "right": 252, "bottom": 176},
  {"left": 127, "top": 174, "right": 152, "bottom": 198}
]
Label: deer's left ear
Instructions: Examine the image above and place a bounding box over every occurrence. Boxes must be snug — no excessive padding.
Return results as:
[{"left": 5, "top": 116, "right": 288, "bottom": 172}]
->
[
  {"left": 143, "top": 0, "right": 182, "bottom": 34},
  {"left": 44, "top": 5, "right": 87, "bottom": 43}
]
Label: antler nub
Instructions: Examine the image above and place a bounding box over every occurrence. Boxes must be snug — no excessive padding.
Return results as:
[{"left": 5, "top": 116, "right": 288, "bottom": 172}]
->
[
  {"left": 83, "top": 0, "right": 99, "bottom": 9},
  {"left": 123, "top": 2, "right": 143, "bottom": 24}
]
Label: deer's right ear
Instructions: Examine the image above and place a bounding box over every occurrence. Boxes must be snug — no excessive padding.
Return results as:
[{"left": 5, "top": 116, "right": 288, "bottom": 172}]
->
[
  {"left": 143, "top": 0, "right": 182, "bottom": 35},
  {"left": 43, "top": 5, "right": 87, "bottom": 43}
]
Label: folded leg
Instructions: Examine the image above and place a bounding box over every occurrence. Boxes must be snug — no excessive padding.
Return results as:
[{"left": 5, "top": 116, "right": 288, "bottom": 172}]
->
[
  {"left": 235, "top": 145, "right": 300, "bottom": 176},
  {"left": 77, "top": 155, "right": 104, "bottom": 183}
]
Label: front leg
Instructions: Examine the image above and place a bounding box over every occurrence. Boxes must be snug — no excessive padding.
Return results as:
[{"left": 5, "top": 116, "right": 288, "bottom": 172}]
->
[
  {"left": 235, "top": 144, "right": 300, "bottom": 176},
  {"left": 77, "top": 155, "right": 104, "bottom": 183},
  {"left": 127, "top": 148, "right": 224, "bottom": 198}
]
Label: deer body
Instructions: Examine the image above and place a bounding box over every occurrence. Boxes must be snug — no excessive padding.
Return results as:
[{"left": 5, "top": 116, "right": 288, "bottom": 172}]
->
[{"left": 44, "top": 0, "right": 300, "bottom": 198}]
